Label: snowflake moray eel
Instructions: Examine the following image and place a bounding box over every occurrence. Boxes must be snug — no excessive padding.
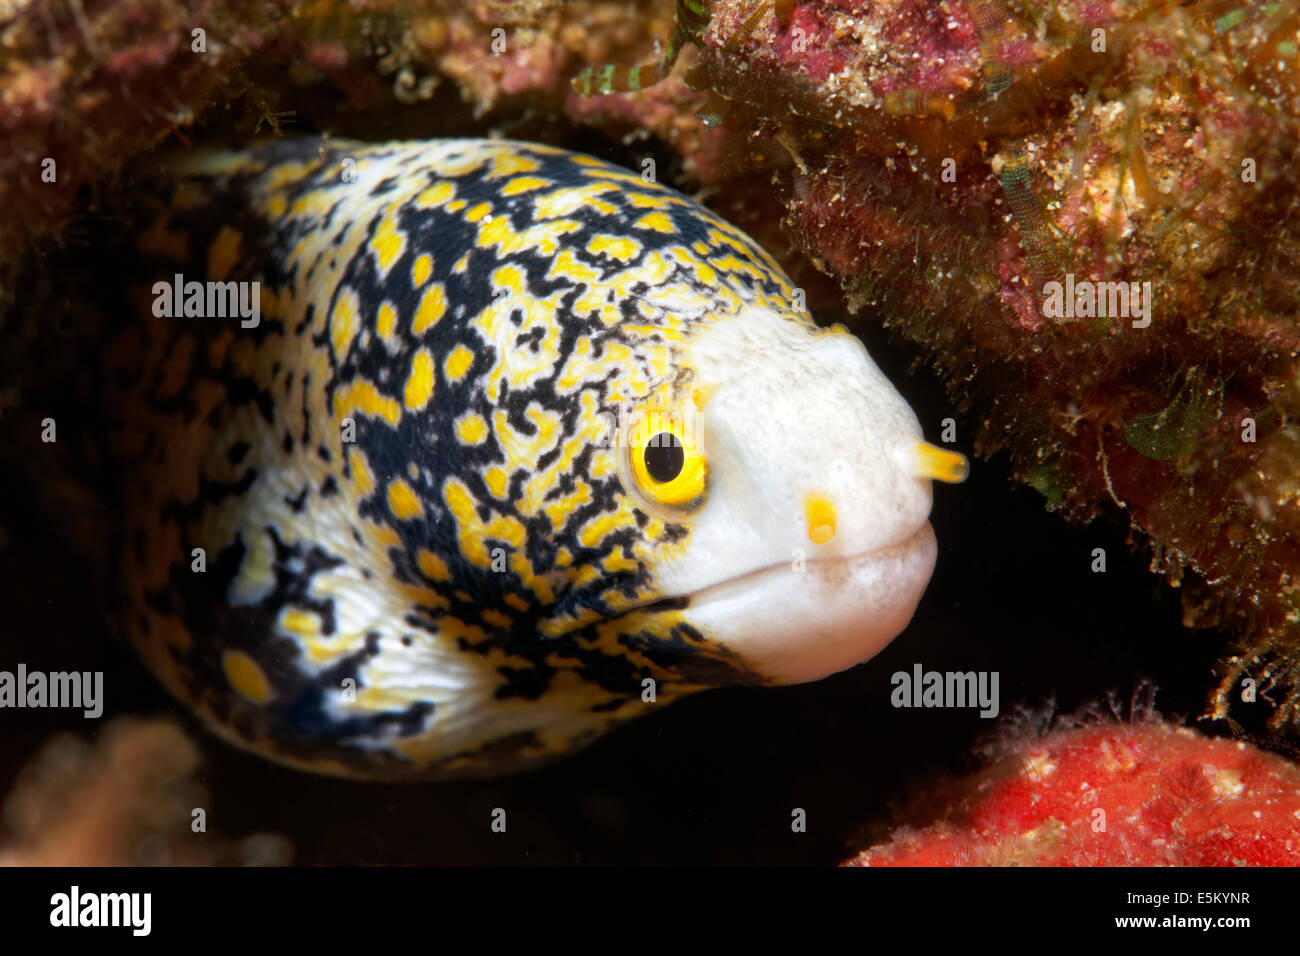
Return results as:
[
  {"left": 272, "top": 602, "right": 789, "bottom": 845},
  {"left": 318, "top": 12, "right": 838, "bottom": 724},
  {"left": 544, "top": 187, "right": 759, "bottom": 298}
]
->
[{"left": 88, "top": 137, "right": 966, "bottom": 778}]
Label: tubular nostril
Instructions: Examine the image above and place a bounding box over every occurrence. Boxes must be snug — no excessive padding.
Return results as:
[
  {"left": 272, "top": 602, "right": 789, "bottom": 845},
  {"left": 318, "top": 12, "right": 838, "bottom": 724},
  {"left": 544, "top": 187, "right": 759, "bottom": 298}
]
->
[
  {"left": 910, "top": 441, "right": 969, "bottom": 484},
  {"left": 804, "top": 493, "right": 837, "bottom": 545}
]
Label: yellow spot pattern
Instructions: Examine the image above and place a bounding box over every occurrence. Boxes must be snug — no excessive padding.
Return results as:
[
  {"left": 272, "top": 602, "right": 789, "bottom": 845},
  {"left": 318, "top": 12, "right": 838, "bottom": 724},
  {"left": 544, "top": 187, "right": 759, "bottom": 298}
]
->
[
  {"left": 482, "top": 609, "right": 513, "bottom": 629},
  {"left": 347, "top": 447, "right": 375, "bottom": 498},
  {"left": 334, "top": 380, "right": 401, "bottom": 425},
  {"left": 207, "top": 226, "right": 243, "bottom": 279},
  {"left": 418, "top": 548, "right": 451, "bottom": 581},
  {"left": 502, "top": 176, "right": 551, "bottom": 196},
  {"left": 488, "top": 151, "right": 540, "bottom": 178},
  {"left": 485, "top": 466, "right": 509, "bottom": 499},
  {"left": 415, "top": 181, "right": 455, "bottom": 208},
  {"left": 412, "top": 253, "right": 433, "bottom": 287},
  {"left": 388, "top": 478, "right": 424, "bottom": 519},
  {"left": 279, "top": 608, "right": 322, "bottom": 639},
  {"left": 222, "top": 650, "right": 272, "bottom": 704},
  {"left": 587, "top": 235, "right": 641, "bottom": 261},
  {"left": 404, "top": 348, "right": 435, "bottom": 410},
  {"left": 633, "top": 212, "right": 674, "bottom": 234},
  {"left": 413, "top": 283, "right": 446, "bottom": 334},
  {"left": 443, "top": 478, "right": 526, "bottom": 569},
  {"left": 330, "top": 287, "right": 361, "bottom": 360},
  {"left": 376, "top": 301, "right": 398, "bottom": 343},
  {"left": 455, "top": 412, "right": 489, "bottom": 445},
  {"left": 534, "top": 181, "right": 620, "bottom": 218},
  {"left": 371, "top": 213, "right": 406, "bottom": 277},
  {"left": 444, "top": 344, "right": 475, "bottom": 382}
]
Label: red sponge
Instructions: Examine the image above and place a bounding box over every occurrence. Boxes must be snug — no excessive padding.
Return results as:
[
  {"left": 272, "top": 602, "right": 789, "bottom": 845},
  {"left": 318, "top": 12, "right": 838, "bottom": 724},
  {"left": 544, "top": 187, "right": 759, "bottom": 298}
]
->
[{"left": 844, "top": 722, "right": 1300, "bottom": 866}]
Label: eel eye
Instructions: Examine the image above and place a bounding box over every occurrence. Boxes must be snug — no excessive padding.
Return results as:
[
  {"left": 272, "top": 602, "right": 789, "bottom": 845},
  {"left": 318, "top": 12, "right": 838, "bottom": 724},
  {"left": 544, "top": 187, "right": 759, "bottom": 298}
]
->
[
  {"left": 643, "top": 433, "right": 684, "bottom": 483},
  {"left": 624, "top": 413, "right": 707, "bottom": 516}
]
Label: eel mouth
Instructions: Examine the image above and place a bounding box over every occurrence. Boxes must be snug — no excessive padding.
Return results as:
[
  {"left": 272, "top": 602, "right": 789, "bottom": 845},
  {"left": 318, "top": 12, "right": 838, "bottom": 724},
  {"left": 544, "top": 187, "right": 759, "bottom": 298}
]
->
[
  {"left": 678, "top": 522, "right": 939, "bottom": 685},
  {"left": 545, "top": 523, "right": 937, "bottom": 685},
  {"left": 687, "top": 522, "right": 937, "bottom": 607}
]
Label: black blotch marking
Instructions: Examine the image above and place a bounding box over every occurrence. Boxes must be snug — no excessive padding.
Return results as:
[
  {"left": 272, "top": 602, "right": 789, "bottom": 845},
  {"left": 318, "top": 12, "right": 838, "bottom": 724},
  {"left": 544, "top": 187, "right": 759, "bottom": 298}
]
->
[{"left": 285, "top": 486, "right": 310, "bottom": 513}]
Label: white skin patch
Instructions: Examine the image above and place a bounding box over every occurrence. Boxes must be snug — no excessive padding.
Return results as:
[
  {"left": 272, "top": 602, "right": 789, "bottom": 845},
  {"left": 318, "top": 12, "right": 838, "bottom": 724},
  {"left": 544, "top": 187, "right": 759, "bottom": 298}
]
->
[{"left": 651, "top": 306, "right": 939, "bottom": 683}]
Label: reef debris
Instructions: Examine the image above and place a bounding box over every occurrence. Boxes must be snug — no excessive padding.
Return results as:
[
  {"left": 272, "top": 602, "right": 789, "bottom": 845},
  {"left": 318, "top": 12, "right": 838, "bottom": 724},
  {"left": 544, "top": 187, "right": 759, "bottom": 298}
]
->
[{"left": 0, "top": 717, "right": 290, "bottom": 866}]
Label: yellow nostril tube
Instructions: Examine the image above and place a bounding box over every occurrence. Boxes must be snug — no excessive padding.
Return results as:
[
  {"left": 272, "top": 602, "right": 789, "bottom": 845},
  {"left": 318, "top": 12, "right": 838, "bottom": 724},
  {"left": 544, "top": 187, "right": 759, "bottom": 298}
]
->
[
  {"left": 913, "top": 441, "right": 969, "bottom": 484},
  {"left": 804, "top": 493, "right": 837, "bottom": 545}
]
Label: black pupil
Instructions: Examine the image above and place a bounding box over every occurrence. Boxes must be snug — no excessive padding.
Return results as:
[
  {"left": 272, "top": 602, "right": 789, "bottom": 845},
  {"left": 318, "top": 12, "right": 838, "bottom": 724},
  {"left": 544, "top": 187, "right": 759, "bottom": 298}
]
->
[{"left": 644, "top": 433, "right": 684, "bottom": 483}]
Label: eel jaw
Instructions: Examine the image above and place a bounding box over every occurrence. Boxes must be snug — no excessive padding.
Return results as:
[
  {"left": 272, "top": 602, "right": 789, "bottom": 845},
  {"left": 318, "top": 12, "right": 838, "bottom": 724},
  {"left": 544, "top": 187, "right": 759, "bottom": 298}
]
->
[{"left": 682, "top": 522, "right": 938, "bottom": 685}]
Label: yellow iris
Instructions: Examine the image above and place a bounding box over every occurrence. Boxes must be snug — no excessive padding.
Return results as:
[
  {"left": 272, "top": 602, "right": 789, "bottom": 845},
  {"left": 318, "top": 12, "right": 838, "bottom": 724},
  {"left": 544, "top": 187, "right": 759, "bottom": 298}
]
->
[{"left": 622, "top": 404, "right": 707, "bottom": 516}]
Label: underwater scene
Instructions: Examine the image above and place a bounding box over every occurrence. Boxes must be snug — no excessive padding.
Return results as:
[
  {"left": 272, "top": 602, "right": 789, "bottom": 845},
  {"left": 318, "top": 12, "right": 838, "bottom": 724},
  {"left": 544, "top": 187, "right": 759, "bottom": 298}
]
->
[{"left": 0, "top": 0, "right": 1296, "bottom": 891}]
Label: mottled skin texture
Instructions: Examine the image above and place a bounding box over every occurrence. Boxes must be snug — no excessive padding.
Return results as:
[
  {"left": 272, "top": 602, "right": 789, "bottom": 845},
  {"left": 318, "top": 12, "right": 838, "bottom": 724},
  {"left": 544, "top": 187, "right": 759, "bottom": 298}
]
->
[{"left": 111, "top": 137, "right": 812, "bottom": 778}]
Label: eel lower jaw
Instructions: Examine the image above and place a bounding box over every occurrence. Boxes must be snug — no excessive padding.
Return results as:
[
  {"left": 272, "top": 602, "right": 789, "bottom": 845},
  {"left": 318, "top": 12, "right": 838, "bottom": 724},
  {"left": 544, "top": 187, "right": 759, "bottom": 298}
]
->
[{"left": 681, "top": 522, "right": 939, "bottom": 685}]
